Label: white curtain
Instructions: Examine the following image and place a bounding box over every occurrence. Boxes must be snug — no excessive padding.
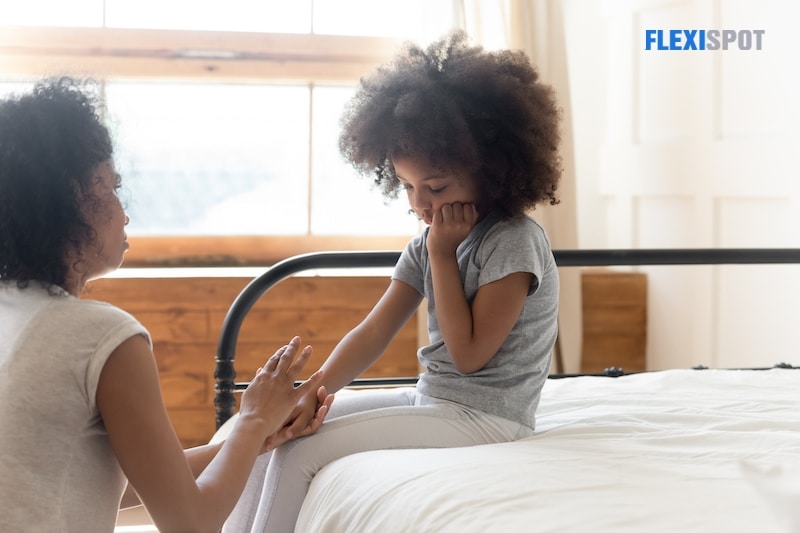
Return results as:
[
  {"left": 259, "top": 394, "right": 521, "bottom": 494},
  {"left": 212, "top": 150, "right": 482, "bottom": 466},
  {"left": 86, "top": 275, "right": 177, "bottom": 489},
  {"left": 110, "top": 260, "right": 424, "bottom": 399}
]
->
[{"left": 455, "top": 0, "right": 581, "bottom": 373}]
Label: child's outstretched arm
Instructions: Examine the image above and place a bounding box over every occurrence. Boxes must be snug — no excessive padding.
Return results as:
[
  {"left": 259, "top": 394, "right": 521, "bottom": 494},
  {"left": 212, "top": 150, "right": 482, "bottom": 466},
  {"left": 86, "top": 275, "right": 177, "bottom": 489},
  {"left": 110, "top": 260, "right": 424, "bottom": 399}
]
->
[
  {"left": 428, "top": 203, "right": 533, "bottom": 374},
  {"left": 281, "top": 279, "right": 422, "bottom": 436}
]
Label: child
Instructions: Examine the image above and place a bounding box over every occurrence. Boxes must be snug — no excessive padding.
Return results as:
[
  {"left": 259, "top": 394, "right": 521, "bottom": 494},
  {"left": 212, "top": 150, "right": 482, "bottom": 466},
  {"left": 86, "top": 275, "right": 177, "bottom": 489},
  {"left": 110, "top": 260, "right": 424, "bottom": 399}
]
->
[
  {"left": 0, "top": 77, "right": 333, "bottom": 533},
  {"left": 223, "top": 30, "right": 562, "bottom": 532}
]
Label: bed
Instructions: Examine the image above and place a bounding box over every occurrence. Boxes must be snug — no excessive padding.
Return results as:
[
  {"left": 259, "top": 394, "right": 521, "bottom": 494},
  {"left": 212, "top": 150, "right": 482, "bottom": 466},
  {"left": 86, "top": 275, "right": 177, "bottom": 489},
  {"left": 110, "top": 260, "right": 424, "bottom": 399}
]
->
[{"left": 212, "top": 249, "right": 800, "bottom": 533}]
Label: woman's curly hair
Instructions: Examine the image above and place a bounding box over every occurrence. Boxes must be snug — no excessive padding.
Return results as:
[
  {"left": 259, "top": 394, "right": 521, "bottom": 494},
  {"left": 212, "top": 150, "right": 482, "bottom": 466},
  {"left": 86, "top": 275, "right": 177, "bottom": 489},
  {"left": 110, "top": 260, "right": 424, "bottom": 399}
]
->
[
  {"left": 0, "top": 76, "right": 113, "bottom": 288},
  {"left": 339, "top": 30, "right": 562, "bottom": 219}
]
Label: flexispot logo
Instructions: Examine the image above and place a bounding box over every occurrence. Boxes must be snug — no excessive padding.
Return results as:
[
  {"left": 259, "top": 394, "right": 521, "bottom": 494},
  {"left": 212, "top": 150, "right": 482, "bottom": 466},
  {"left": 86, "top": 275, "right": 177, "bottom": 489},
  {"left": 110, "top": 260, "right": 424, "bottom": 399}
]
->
[{"left": 645, "top": 29, "right": 765, "bottom": 50}]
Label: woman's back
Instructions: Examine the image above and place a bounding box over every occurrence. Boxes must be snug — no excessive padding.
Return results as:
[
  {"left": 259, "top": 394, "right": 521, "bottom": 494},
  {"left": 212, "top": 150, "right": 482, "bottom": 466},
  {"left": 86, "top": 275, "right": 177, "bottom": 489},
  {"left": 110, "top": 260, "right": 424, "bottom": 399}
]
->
[{"left": 0, "top": 282, "right": 148, "bottom": 531}]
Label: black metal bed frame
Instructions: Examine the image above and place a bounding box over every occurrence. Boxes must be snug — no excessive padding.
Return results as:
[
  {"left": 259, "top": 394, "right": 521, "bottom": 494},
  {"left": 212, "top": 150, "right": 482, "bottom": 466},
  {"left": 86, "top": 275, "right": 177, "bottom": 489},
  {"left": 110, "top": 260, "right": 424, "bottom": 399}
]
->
[{"left": 213, "top": 248, "right": 800, "bottom": 429}]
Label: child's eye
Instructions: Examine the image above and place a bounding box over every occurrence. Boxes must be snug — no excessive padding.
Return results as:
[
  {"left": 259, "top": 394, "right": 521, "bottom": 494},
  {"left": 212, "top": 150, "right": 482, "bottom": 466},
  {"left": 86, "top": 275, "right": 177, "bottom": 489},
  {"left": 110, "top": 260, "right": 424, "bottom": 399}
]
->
[{"left": 429, "top": 186, "right": 445, "bottom": 194}]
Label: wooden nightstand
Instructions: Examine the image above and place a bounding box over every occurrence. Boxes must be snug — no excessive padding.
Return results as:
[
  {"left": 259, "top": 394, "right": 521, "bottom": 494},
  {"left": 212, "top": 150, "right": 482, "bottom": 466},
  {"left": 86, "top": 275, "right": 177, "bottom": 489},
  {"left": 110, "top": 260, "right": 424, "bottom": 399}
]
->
[{"left": 580, "top": 270, "right": 647, "bottom": 373}]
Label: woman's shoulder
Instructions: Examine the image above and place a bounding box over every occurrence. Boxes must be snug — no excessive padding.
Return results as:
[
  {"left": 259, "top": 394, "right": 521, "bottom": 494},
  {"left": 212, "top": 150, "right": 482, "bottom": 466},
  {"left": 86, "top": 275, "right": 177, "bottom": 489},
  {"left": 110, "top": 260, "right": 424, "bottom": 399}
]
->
[
  {"left": 50, "top": 293, "right": 144, "bottom": 331},
  {"left": 60, "top": 298, "right": 153, "bottom": 350},
  {"left": 74, "top": 296, "right": 140, "bottom": 320},
  {"left": 3, "top": 281, "right": 134, "bottom": 320}
]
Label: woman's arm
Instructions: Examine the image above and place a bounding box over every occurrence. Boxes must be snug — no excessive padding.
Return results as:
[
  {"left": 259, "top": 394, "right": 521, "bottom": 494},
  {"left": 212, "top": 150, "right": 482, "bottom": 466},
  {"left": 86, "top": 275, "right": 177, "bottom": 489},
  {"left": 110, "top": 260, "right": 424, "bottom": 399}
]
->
[
  {"left": 119, "top": 440, "right": 232, "bottom": 510},
  {"left": 99, "top": 335, "right": 326, "bottom": 533}
]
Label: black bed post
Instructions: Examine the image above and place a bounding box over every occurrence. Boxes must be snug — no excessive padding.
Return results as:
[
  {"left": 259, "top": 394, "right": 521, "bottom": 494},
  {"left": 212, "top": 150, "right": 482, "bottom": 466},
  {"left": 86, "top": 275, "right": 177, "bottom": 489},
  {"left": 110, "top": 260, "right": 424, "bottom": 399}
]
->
[{"left": 214, "top": 355, "right": 237, "bottom": 430}]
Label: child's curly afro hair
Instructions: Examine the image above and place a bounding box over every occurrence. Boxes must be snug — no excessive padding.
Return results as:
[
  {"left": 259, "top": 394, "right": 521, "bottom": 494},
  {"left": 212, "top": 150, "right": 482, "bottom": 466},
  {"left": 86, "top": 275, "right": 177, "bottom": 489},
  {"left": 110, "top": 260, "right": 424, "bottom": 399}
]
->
[{"left": 339, "top": 30, "right": 562, "bottom": 218}]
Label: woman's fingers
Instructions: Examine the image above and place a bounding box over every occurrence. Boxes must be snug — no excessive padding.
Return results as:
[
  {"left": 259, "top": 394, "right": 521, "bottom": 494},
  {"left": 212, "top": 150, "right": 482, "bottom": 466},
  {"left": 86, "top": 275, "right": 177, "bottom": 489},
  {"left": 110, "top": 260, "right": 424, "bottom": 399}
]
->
[
  {"left": 265, "top": 336, "right": 300, "bottom": 375},
  {"left": 256, "top": 338, "right": 324, "bottom": 404},
  {"left": 286, "top": 345, "right": 313, "bottom": 377},
  {"left": 266, "top": 337, "right": 315, "bottom": 379},
  {"left": 263, "top": 342, "right": 292, "bottom": 373}
]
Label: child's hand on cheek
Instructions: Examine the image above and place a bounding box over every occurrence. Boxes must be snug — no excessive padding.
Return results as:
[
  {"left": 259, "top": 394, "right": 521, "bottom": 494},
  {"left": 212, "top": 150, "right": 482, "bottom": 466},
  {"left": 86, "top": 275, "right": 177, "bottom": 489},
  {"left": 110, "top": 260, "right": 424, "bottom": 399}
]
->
[{"left": 426, "top": 202, "right": 479, "bottom": 259}]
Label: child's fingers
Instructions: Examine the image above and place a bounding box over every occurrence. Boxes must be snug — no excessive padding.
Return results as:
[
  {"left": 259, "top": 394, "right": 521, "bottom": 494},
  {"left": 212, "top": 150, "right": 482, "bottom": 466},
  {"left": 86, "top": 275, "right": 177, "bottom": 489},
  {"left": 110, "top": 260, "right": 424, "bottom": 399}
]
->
[
  {"left": 315, "top": 397, "right": 333, "bottom": 423},
  {"left": 294, "top": 370, "right": 324, "bottom": 397}
]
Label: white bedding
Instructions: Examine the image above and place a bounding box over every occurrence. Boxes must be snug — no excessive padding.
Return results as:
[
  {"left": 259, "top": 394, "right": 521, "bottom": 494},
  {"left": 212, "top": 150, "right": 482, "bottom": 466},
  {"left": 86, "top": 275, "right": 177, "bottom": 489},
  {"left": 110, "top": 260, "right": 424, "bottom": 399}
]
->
[{"left": 295, "top": 369, "right": 800, "bottom": 533}]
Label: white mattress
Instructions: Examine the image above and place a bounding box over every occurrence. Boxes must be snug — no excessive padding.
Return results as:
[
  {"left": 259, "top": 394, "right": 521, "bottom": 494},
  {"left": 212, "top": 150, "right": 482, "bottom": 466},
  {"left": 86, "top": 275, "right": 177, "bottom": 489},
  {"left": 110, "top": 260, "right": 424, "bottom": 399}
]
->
[{"left": 296, "top": 369, "right": 800, "bottom": 533}]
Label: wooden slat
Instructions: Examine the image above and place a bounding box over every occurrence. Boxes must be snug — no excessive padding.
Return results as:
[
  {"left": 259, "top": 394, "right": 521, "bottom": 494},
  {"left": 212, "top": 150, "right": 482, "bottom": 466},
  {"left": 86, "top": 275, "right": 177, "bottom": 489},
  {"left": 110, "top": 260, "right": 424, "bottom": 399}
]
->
[
  {"left": 580, "top": 336, "right": 646, "bottom": 373},
  {"left": 135, "top": 310, "right": 213, "bottom": 341},
  {"left": 158, "top": 373, "right": 209, "bottom": 409},
  {"left": 86, "top": 276, "right": 392, "bottom": 309},
  {"left": 84, "top": 277, "right": 249, "bottom": 310},
  {"left": 166, "top": 408, "right": 217, "bottom": 449},
  {"left": 581, "top": 270, "right": 647, "bottom": 307},
  {"left": 232, "top": 309, "right": 375, "bottom": 342},
  {"left": 226, "top": 277, "right": 394, "bottom": 309},
  {"left": 582, "top": 307, "right": 646, "bottom": 333}
]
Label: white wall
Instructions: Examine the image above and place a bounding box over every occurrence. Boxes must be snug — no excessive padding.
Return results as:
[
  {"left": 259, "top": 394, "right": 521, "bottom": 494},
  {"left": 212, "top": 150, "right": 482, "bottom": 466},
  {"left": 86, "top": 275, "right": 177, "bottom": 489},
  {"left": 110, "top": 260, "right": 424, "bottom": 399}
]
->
[{"left": 561, "top": 0, "right": 800, "bottom": 369}]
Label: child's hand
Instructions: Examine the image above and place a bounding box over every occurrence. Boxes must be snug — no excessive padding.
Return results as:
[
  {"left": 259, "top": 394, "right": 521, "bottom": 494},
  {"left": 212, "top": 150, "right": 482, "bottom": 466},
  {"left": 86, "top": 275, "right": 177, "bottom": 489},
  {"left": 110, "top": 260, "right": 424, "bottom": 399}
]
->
[
  {"left": 426, "top": 202, "right": 479, "bottom": 258},
  {"left": 262, "top": 385, "right": 334, "bottom": 452}
]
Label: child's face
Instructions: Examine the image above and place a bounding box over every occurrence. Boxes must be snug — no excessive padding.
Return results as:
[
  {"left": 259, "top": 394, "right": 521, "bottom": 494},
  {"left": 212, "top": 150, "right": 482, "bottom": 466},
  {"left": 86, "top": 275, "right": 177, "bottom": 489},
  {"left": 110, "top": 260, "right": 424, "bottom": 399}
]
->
[{"left": 392, "top": 156, "right": 480, "bottom": 225}]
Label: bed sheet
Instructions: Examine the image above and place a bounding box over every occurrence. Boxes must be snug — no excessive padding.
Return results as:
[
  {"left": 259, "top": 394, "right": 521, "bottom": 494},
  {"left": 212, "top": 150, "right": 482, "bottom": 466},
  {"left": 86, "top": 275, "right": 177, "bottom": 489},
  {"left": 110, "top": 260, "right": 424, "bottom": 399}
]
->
[{"left": 296, "top": 369, "right": 800, "bottom": 533}]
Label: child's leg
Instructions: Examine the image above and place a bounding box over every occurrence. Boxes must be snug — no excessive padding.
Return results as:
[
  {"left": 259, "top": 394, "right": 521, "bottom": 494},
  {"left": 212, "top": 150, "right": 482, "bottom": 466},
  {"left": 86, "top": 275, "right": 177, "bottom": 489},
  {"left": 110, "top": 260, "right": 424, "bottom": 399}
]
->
[
  {"left": 247, "top": 395, "right": 524, "bottom": 532},
  {"left": 222, "top": 387, "right": 418, "bottom": 533}
]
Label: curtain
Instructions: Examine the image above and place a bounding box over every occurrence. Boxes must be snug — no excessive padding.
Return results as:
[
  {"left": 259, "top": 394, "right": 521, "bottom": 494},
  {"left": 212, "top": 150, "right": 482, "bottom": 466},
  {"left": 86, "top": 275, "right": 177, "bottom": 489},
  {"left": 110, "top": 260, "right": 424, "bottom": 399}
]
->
[{"left": 455, "top": 0, "right": 581, "bottom": 373}]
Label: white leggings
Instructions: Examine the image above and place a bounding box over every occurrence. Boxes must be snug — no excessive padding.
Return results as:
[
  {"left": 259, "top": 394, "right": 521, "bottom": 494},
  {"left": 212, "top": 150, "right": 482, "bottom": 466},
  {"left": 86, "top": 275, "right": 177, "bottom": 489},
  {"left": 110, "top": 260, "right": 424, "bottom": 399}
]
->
[{"left": 222, "top": 387, "right": 532, "bottom": 533}]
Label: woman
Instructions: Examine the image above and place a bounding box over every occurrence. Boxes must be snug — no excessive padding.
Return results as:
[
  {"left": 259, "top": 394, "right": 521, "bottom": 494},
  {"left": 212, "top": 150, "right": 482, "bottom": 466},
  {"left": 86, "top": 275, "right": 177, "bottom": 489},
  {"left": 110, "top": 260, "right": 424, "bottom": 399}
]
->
[{"left": 0, "top": 76, "right": 333, "bottom": 533}]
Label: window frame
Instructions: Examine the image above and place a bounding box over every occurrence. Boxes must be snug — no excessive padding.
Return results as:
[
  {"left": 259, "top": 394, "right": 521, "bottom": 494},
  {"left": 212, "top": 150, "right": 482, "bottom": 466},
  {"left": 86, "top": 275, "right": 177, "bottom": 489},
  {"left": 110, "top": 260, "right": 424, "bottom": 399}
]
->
[{"left": 0, "top": 26, "right": 412, "bottom": 266}]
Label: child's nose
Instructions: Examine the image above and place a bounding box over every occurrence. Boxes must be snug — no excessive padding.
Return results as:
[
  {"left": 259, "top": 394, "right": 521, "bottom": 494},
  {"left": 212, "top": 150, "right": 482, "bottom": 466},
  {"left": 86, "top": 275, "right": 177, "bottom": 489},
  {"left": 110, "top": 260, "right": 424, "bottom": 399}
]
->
[{"left": 409, "top": 189, "right": 431, "bottom": 210}]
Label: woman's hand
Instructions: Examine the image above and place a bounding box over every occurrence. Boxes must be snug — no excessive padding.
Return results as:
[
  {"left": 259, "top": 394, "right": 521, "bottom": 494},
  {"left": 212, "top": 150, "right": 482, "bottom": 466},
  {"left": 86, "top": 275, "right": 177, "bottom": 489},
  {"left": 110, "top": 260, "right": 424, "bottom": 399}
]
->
[{"left": 237, "top": 337, "right": 328, "bottom": 442}]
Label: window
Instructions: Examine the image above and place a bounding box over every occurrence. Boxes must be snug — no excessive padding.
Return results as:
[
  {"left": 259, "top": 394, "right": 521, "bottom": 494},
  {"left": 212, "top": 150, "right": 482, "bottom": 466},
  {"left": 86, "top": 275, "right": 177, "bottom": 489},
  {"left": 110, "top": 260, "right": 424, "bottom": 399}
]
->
[
  {"left": 107, "top": 81, "right": 313, "bottom": 236},
  {"left": 1, "top": 0, "right": 455, "bottom": 265}
]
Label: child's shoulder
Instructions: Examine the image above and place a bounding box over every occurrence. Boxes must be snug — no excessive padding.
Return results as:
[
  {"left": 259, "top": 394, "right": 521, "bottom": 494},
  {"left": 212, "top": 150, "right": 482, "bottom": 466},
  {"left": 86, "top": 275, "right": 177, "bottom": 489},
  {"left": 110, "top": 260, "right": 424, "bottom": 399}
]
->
[
  {"left": 480, "top": 215, "right": 553, "bottom": 256},
  {"left": 486, "top": 214, "right": 546, "bottom": 237}
]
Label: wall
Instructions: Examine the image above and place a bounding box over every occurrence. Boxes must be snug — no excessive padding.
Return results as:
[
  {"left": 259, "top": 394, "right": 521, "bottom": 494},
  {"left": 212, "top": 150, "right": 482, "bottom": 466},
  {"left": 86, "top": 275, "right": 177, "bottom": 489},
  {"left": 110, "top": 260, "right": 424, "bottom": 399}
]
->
[{"left": 561, "top": 0, "right": 800, "bottom": 369}]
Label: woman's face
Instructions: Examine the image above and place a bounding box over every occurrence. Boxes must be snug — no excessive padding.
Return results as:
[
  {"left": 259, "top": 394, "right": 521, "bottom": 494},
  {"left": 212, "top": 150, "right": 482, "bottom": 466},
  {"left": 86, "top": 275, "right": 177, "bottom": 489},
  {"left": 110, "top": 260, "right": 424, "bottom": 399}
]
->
[
  {"left": 78, "top": 160, "right": 129, "bottom": 283},
  {"left": 392, "top": 156, "right": 481, "bottom": 225}
]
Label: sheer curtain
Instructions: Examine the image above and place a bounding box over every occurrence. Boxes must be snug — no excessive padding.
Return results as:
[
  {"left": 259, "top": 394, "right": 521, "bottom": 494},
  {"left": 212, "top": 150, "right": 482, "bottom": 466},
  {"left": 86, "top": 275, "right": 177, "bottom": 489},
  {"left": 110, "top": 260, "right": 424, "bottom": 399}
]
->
[{"left": 455, "top": 0, "right": 581, "bottom": 372}]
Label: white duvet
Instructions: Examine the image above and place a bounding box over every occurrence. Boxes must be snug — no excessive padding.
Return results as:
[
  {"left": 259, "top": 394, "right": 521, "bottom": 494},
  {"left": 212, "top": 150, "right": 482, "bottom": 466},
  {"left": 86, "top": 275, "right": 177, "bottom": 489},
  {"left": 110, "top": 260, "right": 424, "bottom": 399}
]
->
[{"left": 295, "top": 369, "right": 800, "bottom": 533}]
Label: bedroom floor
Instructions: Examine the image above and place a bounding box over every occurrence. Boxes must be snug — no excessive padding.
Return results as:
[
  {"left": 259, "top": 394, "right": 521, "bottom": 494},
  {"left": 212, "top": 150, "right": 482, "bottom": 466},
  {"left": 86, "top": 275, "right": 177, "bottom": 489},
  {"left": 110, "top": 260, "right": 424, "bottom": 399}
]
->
[{"left": 115, "top": 507, "right": 156, "bottom": 532}]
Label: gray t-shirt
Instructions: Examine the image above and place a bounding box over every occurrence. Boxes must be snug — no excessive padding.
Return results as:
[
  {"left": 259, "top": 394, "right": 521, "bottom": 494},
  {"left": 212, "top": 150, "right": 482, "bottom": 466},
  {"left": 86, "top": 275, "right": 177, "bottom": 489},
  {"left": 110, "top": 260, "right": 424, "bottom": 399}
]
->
[
  {"left": 393, "top": 213, "right": 559, "bottom": 430},
  {"left": 0, "top": 282, "right": 150, "bottom": 532}
]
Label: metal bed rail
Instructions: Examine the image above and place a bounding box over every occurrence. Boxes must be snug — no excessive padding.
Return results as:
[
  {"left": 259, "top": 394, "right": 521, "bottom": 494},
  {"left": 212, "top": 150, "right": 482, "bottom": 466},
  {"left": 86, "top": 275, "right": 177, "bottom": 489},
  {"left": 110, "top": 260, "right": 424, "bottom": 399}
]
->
[{"left": 214, "top": 248, "right": 800, "bottom": 428}]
